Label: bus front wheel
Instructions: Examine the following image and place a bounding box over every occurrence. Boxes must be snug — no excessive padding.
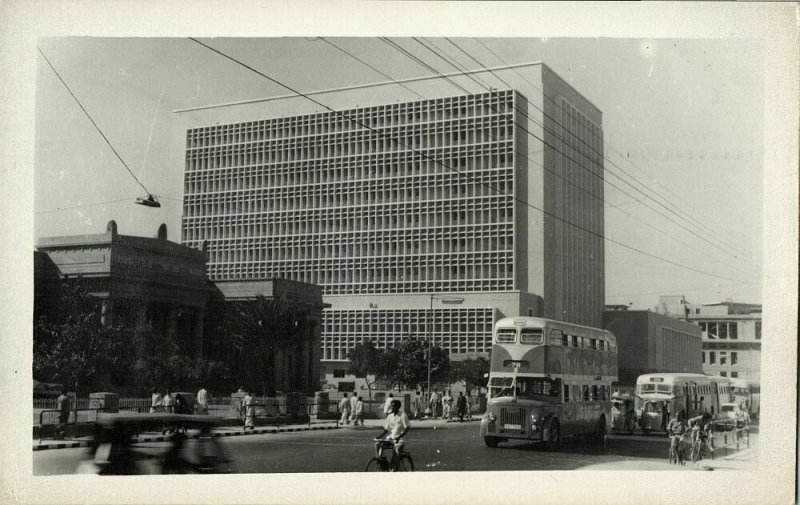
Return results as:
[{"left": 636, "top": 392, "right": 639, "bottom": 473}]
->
[
  {"left": 484, "top": 437, "right": 500, "bottom": 448},
  {"left": 544, "top": 420, "right": 562, "bottom": 452}
]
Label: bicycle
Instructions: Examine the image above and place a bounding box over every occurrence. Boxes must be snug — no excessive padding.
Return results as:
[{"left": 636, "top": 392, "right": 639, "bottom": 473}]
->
[
  {"left": 690, "top": 430, "right": 714, "bottom": 463},
  {"left": 669, "top": 431, "right": 690, "bottom": 466},
  {"left": 365, "top": 438, "right": 414, "bottom": 472}
]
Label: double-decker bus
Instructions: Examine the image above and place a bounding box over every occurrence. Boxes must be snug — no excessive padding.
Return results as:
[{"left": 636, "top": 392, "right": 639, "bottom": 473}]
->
[
  {"left": 480, "top": 317, "right": 618, "bottom": 450},
  {"left": 634, "top": 373, "right": 732, "bottom": 433}
]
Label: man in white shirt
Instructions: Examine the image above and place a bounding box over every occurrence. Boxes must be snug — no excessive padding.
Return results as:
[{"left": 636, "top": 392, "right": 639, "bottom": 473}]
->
[
  {"left": 442, "top": 390, "right": 453, "bottom": 420},
  {"left": 349, "top": 393, "right": 359, "bottom": 423},
  {"left": 338, "top": 393, "right": 351, "bottom": 425},
  {"left": 375, "top": 399, "right": 411, "bottom": 460},
  {"left": 383, "top": 393, "right": 395, "bottom": 415}
]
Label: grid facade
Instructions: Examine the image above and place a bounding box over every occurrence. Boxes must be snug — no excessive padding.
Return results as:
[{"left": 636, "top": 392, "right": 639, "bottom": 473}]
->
[
  {"left": 322, "top": 307, "right": 496, "bottom": 361},
  {"left": 183, "top": 90, "right": 517, "bottom": 295}
]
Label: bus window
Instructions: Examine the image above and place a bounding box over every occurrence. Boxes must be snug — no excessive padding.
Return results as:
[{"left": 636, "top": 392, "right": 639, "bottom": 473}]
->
[
  {"left": 591, "top": 385, "right": 598, "bottom": 400},
  {"left": 550, "top": 329, "right": 564, "bottom": 346},
  {"left": 591, "top": 338, "right": 598, "bottom": 350},
  {"left": 571, "top": 335, "right": 579, "bottom": 347},
  {"left": 514, "top": 377, "right": 561, "bottom": 399},
  {"left": 496, "top": 328, "right": 516, "bottom": 343},
  {"left": 598, "top": 340, "right": 605, "bottom": 351},
  {"left": 564, "top": 384, "right": 570, "bottom": 402},
  {"left": 520, "top": 328, "right": 543, "bottom": 344},
  {"left": 489, "top": 376, "right": 514, "bottom": 398},
  {"left": 657, "top": 385, "right": 671, "bottom": 393},
  {"left": 582, "top": 385, "right": 590, "bottom": 401}
]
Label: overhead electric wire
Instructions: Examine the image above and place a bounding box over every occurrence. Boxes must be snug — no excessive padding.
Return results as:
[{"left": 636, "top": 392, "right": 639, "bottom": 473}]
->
[
  {"left": 389, "top": 37, "right": 748, "bottom": 273},
  {"left": 35, "top": 198, "right": 132, "bottom": 215},
  {"left": 187, "top": 37, "right": 751, "bottom": 285},
  {"left": 318, "top": 38, "right": 425, "bottom": 101},
  {"left": 430, "top": 37, "right": 755, "bottom": 265},
  {"left": 37, "top": 47, "right": 153, "bottom": 197},
  {"left": 470, "top": 37, "right": 755, "bottom": 261}
]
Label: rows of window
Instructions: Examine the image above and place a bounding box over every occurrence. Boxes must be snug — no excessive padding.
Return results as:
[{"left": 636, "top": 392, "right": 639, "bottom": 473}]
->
[
  {"left": 185, "top": 122, "right": 514, "bottom": 170},
  {"left": 702, "top": 351, "right": 739, "bottom": 366},
  {"left": 184, "top": 180, "right": 513, "bottom": 221},
  {"left": 321, "top": 307, "right": 496, "bottom": 361},
  {"left": 186, "top": 90, "right": 515, "bottom": 148},
  {"left": 202, "top": 254, "right": 514, "bottom": 295},
  {"left": 699, "top": 321, "right": 739, "bottom": 339}
]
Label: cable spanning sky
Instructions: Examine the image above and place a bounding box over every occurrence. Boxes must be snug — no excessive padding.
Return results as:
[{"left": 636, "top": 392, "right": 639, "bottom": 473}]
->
[{"left": 34, "top": 37, "right": 764, "bottom": 309}]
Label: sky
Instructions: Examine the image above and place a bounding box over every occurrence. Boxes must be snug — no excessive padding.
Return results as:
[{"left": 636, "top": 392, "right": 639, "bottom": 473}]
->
[{"left": 34, "top": 36, "right": 764, "bottom": 310}]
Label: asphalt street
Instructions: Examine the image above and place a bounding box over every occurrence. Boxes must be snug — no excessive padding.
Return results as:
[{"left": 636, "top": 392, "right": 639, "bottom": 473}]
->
[{"left": 32, "top": 419, "right": 756, "bottom": 475}]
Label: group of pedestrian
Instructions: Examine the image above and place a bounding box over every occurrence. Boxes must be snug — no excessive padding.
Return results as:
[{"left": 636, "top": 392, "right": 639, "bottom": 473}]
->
[
  {"left": 425, "top": 390, "right": 471, "bottom": 420},
  {"left": 338, "top": 392, "right": 364, "bottom": 426},
  {"left": 149, "top": 386, "right": 209, "bottom": 415}
]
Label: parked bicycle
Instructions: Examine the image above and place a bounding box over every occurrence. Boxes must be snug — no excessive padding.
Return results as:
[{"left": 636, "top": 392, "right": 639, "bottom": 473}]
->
[{"left": 365, "top": 438, "right": 414, "bottom": 472}]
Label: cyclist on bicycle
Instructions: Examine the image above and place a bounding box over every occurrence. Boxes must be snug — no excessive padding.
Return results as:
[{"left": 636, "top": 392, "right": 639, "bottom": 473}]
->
[
  {"left": 688, "top": 412, "right": 713, "bottom": 462},
  {"left": 666, "top": 411, "right": 687, "bottom": 464},
  {"left": 374, "top": 399, "right": 411, "bottom": 464}
]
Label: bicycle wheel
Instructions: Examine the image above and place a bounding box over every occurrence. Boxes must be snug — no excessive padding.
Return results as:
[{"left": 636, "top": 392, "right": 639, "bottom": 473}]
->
[
  {"left": 365, "top": 457, "right": 388, "bottom": 472},
  {"left": 394, "top": 454, "right": 414, "bottom": 472}
]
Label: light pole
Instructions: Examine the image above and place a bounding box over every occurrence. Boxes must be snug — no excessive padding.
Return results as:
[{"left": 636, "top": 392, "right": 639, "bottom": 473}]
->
[{"left": 426, "top": 294, "right": 464, "bottom": 408}]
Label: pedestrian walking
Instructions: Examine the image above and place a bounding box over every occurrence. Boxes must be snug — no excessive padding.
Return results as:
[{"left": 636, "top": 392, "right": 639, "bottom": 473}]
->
[
  {"left": 150, "top": 388, "right": 163, "bottom": 413},
  {"left": 456, "top": 392, "right": 467, "bottom": 422},
  {"left": 162, "top": 390, "right": 175, "bottom": 413},
  {"left": 428, "top": 390, "right": 440, "bottom": 419},
  {"left": 412, "top": 391, "right": 423, "bottom": 420},
  {"left": 339, "top": 393, "right": 351, "bottom": 425},
  {"left": 349, "top": 393, "right": 359, "bottom": 423},
  {"left": 196, "top": 386, "right": 209, "bottom": 415},
  {"left": 442, "top": 390, "right": 453, "bottom": 420},
  {"left": 465, "top": 394, "right": 473, "bottom": 420},
  {"left": 243, "top": 390, "right": 255, "bottom": 431},
  {"left": 383, "top": 393, "right": 395, "bottom": 416},
  {"left": 56, "top": 390, "right": 71, "bottom": 437},
  {"left": 354, "top": 396, "right": 365, "bottom": 426}
]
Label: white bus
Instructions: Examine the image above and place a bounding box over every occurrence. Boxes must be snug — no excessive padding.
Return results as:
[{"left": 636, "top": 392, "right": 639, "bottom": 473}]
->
[
  {"left": 480, "top": 317, "right": 618, "bottom": 450},
  {"left": 634, "top": 373, "right": 732, "bottom": 433}
]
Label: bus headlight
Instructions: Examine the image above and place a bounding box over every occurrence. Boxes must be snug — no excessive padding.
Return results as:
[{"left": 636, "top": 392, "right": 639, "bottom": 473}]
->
[
  {"left": 530, "top": 414, "right": 539, "bottom": 431},
  {"left": 487, "top": 411, "right": 497, "bottom": 423}
]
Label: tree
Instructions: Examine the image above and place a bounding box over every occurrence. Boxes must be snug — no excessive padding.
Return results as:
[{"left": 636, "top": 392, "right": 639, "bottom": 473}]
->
[
  {"left": 390, "top": 339, "right": 450, "bottom": 393},
  {"left": 447, "top": 357, "right": 490, "bottom": 395},
  {"left": 223, "top": 295, "right": 315, "bottom": 396},
  {"left": 346, "top": 339, "right": 385, "bottom": 401},
  {"left": 33, "top": 280, "right": 126, "bottom": 394}
]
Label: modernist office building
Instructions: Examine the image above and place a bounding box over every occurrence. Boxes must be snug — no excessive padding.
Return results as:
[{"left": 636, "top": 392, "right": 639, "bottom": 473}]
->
[{"left": 181, "top": 63, "right": 605, "bottom": 378}]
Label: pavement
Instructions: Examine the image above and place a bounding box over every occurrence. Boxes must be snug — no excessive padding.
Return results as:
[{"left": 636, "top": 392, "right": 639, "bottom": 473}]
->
[{"left": 33, "top": 415, "right": 478, "bottom": 451}]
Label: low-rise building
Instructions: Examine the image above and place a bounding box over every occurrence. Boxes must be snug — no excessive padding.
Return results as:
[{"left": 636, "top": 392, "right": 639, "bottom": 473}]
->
[{"left": 603, "top": 307, "right": 703, "bottom": 386}]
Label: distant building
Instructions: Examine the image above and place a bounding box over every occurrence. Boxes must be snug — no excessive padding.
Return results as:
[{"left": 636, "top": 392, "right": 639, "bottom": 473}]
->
[
  {"left": 603, "top": 309, "right": 703, "bottom": 386},
  {"left": 181, "top": 63, "right": 606, "bottom": 382},
  {"left": 35, "top": 220, "right": 210, "bottom": 356},
  {"left": 654, "top": 296, "right": 762, "bottom": 384},
  {"left": 35, "top": 221, "right": 325, "bottom": 394}
]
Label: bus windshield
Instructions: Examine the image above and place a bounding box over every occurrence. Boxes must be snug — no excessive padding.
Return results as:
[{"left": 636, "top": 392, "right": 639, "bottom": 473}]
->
[{"left": 489, "top": 376, "right": 560, "bottom": 400}]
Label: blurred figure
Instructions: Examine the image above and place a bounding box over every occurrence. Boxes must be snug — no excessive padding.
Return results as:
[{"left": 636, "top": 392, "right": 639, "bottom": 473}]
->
[
  {"left": 243, "top": 391, "right": 255, "bottom": 431},
  {"left": 428, "top": 390, "right": 440, "bottom": 419},
  {"left": 196, "top": 386, "right": 209, "bottom": 415},
  {"left": 442, "top": 390, "right": 453, "bottom": 420},
  {"left": 411, "top": 391, "right": 423, "bottom": 420},
  {"left": 162, "top": 390, "right": 174, "bottom": 413},
  {"left": 383, "top": 393, "right": 395, "bottom": 416},
  {"left": 150, "top": 388, "right": 163, "bottom": 413},
  {"left": 349, "top": 393, "right": 359, "bottom": 424},
  {"left": 56, "top": 389, "right": 71, "bottom": 437}
]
